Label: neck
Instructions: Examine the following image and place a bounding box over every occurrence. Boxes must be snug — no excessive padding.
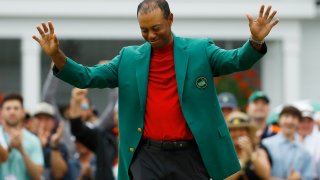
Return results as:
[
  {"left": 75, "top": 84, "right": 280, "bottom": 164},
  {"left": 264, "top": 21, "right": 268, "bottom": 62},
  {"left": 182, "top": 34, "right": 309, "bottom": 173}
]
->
[
  {"left": 282, "top": 132, "right": 295, "bottom": 142},
  {"left": 3, "top": 123, "right": 21, "bottom": 134},
  {"left": 254, "top": 118, "right": 266, "bottom": 130}
]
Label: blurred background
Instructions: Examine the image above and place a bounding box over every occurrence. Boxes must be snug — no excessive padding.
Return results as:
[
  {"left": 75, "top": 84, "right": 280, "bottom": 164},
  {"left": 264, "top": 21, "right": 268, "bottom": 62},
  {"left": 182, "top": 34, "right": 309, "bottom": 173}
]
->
[{"left": 0, "top": 0, "right": 319, "bottom": 111}]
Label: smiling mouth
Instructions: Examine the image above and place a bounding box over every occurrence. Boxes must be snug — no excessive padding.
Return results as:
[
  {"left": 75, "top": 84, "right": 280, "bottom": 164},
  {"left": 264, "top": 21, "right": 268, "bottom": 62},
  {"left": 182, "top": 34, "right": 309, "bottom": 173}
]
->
[{"left": 150, "top": 39, "right": 159, "bottom": 43}]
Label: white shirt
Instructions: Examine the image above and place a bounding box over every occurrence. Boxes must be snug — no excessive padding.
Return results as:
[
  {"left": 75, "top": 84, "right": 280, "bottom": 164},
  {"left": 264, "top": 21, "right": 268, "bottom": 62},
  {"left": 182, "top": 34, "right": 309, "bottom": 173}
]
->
[
  {"left": 0, "top": 125, "right": 8, "bottom": 149},
  {"left": 298, "top": 126, "right": 320, "bottom": 179}
]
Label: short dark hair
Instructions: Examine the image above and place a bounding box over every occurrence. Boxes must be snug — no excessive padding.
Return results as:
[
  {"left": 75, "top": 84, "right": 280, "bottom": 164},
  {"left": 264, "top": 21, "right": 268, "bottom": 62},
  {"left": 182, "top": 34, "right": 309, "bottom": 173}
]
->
[
  {"left": 0, "top": 93, "right": 24, "bottom": 108},
  {"left": 137, "top": 0, "right": 171, "bottom": 19},
  {"left": 279, "top": 105, "right": 302, "bottom": 121}
]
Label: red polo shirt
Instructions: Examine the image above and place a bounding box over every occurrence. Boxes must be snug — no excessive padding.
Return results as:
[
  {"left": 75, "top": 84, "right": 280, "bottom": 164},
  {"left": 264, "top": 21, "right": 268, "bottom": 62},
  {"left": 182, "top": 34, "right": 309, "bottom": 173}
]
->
[{"left": 143, "top": 41, "right": 194, "bottom": 141}]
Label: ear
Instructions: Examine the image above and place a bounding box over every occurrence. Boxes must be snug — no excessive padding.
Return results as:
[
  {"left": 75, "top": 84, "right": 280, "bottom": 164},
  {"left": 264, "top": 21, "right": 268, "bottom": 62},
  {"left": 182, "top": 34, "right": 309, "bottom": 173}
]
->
[
  {"left": 21, "top": 109, "right": 26, "bottom": 121},
  {"left": 168, "top": 13, "right": 173, "bottom": 25}
]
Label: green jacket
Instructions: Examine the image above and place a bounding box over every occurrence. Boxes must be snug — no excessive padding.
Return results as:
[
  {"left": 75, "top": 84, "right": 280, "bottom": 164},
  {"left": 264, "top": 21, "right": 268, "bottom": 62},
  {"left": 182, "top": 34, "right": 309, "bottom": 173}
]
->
[{"left": 54, "top": 35, "right": 266, "bottom": 180}]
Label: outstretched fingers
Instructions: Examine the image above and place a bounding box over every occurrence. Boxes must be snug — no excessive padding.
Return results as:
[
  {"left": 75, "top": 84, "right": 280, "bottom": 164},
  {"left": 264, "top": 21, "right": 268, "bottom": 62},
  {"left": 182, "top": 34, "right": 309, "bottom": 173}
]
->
[
  {"left": 267, "top": 10, "right": 277, "bottom": 23},
  {"left": 263, "top": 5, "right": 272, "bottom": 20},
  {"left": 259, "top": 5, "right": 265, "bottom": 18},
  {"left": 246, "top": 13, "right": 254, "bottom": 25},
  {"left": 270, "top": 18, "right": 280, "bottom": 28},
  {"left": 36, "top": 26, "right": 46, "bottom": 39},
  {"left": 32, "top": 34, "right": 41, "bottom": 43},
  {"left": 33, "top": 21, "right": 56, "bottom": 44},
  {"left": 41, "top": 22, "right": 49, "bottom": 34},
  {"left": 48, "top": 21, "right": 55, "bottom": 35}
]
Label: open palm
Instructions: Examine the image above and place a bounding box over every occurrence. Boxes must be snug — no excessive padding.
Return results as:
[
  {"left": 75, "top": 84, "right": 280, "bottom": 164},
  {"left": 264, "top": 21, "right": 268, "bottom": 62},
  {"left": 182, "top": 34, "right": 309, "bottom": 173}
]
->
[
  {"left": 32, "top": 21, "right": 59, "bottom": 57},
  {"left": 246, "top": 5, "right": 279, "bottom": 42}
]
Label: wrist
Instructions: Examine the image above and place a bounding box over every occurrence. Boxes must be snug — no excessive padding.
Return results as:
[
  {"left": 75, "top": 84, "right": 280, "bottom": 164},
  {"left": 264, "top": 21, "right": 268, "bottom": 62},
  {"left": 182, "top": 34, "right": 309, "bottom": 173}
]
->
[
  {"left": 250, "top": 36, "right": 265, "bottom": 45},
  {"left": 19, "top": 146, "right": 26, "bottom": 155},
  {"left": 251, "top": 152, "right": 257, "bottom": 162},
  {"left": 50, "top": 142, "right": 59, "bottom": 150},
  {"left": 51, "top": 49, "right": 67, "bottom": 70}
]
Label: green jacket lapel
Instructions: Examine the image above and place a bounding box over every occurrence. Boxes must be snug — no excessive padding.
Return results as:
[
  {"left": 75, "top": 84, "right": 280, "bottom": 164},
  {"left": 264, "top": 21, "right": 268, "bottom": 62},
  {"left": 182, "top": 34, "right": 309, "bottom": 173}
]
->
[
  {"left": 135, "top": 43, "right": 151, "bottom": 111},
  {"left": 174, "top": 36, "right": 189, "bottom": 102}
]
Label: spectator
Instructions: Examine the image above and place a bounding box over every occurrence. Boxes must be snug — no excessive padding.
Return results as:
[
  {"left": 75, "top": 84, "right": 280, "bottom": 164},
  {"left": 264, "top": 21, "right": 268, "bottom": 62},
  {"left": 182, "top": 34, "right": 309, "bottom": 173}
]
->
[
  {"left": 247, "top": 91, "right": 276, "bottom": 141},
  {"left": 265, "top": 113, "right": 281, "bottom": 135},
  {"left": 42, "top": 62, "right": 118, "bottom": 157},
  {"left": 262, "top": 105, "right": 313, "bottom": 180},
  {"left": 68, "top": 88, "right": 117, "bottom": 180},
  {"left": 297, "top": 110, "right": 320, "bottom": 179},
  {"left": 218, "top": 92, "right": 238, "bottom": 120},
  {"left": 226, "top": 111, "right": 271, "bottom": 180},
  {"left": 314, "top": 111, "right": 320, "bottom": 130},
  {"left": 23, "top": 111, "right": 36, "bottom": 134},
  {"left": 0, "top": 93, "right": 44, "bottom": 180},
  {"left": 32, "top": 102, "right": 69, "bottom": 179}
]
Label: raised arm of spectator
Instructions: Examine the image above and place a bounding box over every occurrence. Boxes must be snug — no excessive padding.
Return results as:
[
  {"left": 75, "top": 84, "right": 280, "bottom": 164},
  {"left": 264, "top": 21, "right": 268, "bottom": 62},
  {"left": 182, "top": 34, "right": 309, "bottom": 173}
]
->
[
  {"left": 97, "top": 88, "right": 118, "bottom": 131},
  {"left": 50, "top": 122, "right": 68, "bottom": 179},
  {"left": 42, "top": 64, "right": 65, "bottom": 122},
  {"left": 69, "top": 88, "right": 98, "bottom": 152}
]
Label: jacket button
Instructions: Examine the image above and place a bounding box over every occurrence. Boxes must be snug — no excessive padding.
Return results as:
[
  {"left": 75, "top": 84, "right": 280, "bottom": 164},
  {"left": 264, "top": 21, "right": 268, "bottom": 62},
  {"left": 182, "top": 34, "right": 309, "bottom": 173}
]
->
[
  {"left": 137, "top": 128, "right": 142, "bottom": 133},
  {"left": 129, "top": 148, "right": 134, "bottom": 152}
]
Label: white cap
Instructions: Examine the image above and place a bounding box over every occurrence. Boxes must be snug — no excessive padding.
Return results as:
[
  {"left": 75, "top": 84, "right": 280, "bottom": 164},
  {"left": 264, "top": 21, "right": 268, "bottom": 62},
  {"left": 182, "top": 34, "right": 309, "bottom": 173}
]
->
[
  {"left": 32, "top": 102, "right": 55, "bottom": 117},
  {"left": 293, "top": 101, "right": 314, "bottom": 119},
  {"left": 314, "top": 111, "right": 320, "bottom": 121}
]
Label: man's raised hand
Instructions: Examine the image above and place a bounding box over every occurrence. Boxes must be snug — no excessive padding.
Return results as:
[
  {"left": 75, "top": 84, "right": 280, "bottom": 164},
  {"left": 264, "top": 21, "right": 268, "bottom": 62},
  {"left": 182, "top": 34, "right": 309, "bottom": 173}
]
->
[
  {"left": 246, "top": 5, "right": 279, "bottom": 42},
  {"left": 32, "top": 21, "right": 59, "bottom": 57},
  {"left": 32, "top": 21, "right": 66, "bottom": 69}
]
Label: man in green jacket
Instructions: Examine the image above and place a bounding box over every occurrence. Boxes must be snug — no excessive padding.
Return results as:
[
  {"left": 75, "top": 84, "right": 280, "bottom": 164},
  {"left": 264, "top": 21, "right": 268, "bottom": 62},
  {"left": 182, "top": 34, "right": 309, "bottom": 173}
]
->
[{"left": 32, "top": 0, "right": 279, "bottom": 179}]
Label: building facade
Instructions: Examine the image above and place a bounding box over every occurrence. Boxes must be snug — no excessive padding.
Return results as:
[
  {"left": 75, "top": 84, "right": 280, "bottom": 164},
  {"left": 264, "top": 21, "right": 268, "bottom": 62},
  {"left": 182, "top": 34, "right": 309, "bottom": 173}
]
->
[{"left": 0, "top": 0, "right": 319, "bottom": 110}]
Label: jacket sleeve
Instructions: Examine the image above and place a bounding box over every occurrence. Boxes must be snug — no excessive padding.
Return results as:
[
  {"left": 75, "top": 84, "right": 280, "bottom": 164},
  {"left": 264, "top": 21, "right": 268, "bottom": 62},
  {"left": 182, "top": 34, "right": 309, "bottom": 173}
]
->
[
  {"left": 53, "top": 48, "right": 125, "bottom": 89},
  {"left": 206, "top": 39, "right": 267, "bottom": 77},
  {"left": 70, "top": 118, "right": 98, "bottom": 153}
]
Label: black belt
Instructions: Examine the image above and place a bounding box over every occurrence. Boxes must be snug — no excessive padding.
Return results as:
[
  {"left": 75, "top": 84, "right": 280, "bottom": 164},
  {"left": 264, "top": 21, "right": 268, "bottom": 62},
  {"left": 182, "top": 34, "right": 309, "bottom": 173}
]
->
[{"left": 142, "top": 138, "right": 196, "bottom": 151}]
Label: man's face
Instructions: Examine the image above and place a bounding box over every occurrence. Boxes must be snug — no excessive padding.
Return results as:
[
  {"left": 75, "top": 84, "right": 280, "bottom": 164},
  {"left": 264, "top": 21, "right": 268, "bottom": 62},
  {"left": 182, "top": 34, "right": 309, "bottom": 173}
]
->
[
  {"left": 35, "top": 114, "right": 55, "bottom": 133},
  {"left": 138, "top": 7, "right": 173, "bottom": 49},
  {"left": 1, "top": 100, "right": 25, "bottom": 127},
  {"left": 222, "top": 107, "right": 234, "bottom": 120},
  {"left": 229, "top": 127, "right": 250, "bottom": 153},
  {"left": 247, "top": 99, "right": 270, "bottom": 121},
  {"left": 279, "top": 114, "right": 299, "bottom": 137},
  {"left": 230, "top": 127, "right": 249, "bottom": 142},
  {"left": 298, "top": 117, "right": 314, "bottom": 137}
]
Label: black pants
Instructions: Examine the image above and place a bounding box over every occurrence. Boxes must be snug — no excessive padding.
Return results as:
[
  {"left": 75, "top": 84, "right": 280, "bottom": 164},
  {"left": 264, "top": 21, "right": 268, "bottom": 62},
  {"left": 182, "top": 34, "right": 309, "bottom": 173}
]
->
[{"left": 129, "top": 139, "right": 210, "bottom": 180}]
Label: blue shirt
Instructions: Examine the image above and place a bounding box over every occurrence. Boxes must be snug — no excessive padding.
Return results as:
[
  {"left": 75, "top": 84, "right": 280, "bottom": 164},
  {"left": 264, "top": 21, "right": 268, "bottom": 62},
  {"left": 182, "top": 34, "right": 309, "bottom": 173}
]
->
[
  {"left": 0, "top": 126, "right": 44, "bottom": 180},
  {"left": 262, "top": 133, "right": 313, "bottom": 180}
]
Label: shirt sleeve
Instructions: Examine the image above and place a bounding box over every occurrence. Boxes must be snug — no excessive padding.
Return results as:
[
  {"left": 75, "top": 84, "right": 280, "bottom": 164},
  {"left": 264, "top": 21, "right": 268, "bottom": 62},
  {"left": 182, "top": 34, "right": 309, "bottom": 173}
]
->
[{"left": 0, "top": 127, "right": 8, "bottom": 149}]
